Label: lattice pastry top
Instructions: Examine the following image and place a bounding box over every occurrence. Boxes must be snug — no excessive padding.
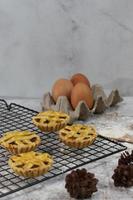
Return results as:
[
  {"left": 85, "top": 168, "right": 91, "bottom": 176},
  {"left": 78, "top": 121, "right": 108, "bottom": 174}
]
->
[
  {"left": 8, "top": 151, "right": 53, "bottom": 177},
  {"left": 59, "top": 124, "right": 97, "bottom": 148},
  {"left": 32, "top": 110, "right": 70, "bottom": 132},
  {"left": 0, "top": 130, "right": 41, "bottom": 154}
]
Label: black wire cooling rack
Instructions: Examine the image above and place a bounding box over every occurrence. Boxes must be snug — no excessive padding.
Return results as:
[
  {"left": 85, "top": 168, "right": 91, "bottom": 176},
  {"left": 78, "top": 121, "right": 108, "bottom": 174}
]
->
[{"left": 0, "top": 99, "right": 127, "bottom": 198}]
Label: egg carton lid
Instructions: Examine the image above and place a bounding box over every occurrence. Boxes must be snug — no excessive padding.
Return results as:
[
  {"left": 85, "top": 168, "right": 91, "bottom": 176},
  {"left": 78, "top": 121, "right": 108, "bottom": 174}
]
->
[{"left": 41, "top": 84, "right": 123, "bottom": 122}]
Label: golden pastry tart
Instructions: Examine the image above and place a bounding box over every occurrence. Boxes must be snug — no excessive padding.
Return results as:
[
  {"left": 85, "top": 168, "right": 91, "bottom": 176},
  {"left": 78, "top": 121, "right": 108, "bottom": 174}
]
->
[
  {"left": 32, "top": 110, "right": 70, "bottom": 132},
  {"left": 59, "top": 124, "right": 97, "bottom": 148},
  {"left": 0, "top": 130, "right": 41, "bottom": 154},
  {"left": 8, "top": 151, "right": 53, "bottom": 177}
]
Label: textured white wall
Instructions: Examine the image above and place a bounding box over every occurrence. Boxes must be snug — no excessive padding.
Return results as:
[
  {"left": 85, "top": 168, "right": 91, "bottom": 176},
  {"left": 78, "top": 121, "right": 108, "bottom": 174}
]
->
[{"left": 0, "top": 0, "right": 133, "bottom": 98}]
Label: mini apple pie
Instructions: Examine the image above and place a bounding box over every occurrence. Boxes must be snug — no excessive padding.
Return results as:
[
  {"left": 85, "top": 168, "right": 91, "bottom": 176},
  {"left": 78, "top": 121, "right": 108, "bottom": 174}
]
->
[
  {"left": 59, "top": 124, "right": 97, "bottom": 148},
  {"left": 0, "top": 130, "right": 41, "bottom": 154},
  {"left": 8, "top": 151, "right": 53, "bottom": 177},
  {"left": 32, "top": 110, "right": 70, "bottom": 132}
]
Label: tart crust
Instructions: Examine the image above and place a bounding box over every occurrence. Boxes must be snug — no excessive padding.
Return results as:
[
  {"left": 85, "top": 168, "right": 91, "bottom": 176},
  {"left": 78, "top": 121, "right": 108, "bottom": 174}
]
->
[
  {"left": 8, "top": 151, "right": 53, "bottom": 177},
  {"left": 32, "top": 110, "right": 70, "bottom": 132},
  {"left": 0, "top": 130, "right": 41, "bottom": 154},
  {"left": 59, "top": 124, "right": 97, "bottom": 148}
]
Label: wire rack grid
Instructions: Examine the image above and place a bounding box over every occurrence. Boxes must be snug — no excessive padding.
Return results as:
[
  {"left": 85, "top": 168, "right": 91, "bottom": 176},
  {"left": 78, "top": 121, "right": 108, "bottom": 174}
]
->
[{"left": 0, "top": 99, "right": 127, "bottom": 198}]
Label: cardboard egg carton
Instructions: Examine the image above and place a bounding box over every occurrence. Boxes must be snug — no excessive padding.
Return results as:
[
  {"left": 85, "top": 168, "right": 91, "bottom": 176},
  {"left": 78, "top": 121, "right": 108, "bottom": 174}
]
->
[{"left": 41, "top": 84, "right": 123, "bottom": 122}]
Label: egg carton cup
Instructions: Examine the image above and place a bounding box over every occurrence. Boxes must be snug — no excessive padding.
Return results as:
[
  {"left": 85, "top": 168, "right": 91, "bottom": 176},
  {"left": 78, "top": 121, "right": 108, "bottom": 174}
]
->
[{"left": 41, "top": 84, "right": 123, "bottom": 122}]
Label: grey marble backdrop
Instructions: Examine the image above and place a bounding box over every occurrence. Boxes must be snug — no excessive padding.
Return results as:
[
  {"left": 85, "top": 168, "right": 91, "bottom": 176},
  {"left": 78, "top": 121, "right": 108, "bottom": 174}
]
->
[{"left": 0, "top": 0, "right": 133, "bottom": 98}]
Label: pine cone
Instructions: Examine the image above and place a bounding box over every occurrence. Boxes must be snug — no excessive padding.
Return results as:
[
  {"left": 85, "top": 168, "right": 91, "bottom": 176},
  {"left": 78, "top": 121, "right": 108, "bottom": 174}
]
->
[
  {"left": 112, "top": 151, "right": 133, "bottom": 187},
  {"left": 65, "top": 168, "right": 98, "bottom": 199}
]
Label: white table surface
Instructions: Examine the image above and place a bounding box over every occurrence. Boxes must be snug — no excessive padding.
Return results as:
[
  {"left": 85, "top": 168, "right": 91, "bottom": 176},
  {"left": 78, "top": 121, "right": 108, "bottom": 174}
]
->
[{"left": 0, "top": 97, "right": 133, "bottom": 200}]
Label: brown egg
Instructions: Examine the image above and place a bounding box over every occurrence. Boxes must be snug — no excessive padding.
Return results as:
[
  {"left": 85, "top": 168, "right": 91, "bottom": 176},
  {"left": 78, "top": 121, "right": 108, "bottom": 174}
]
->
[
  {"left": 52, "top": 79, "right": 73, "bottom": 102},
  {"left": 71, "top": 83, "right": 93, "bottom": 109},
  {"left": 71, "top": 73, "right": 91, "bottom": 87}
]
